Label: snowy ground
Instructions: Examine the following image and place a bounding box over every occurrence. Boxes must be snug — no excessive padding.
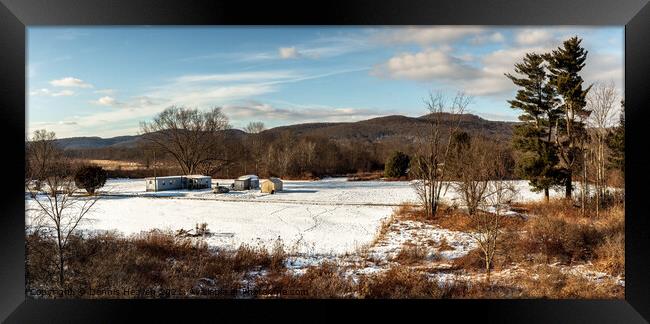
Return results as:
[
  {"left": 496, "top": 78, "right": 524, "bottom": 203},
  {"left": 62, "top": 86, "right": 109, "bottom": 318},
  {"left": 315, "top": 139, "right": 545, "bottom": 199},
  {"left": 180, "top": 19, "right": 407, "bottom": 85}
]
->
[
  {"left": 25, "top": 177, "right": 623, "bottom": 289},
  {"left": 26, "top": 177, "right": 572, "bottom": 255}
]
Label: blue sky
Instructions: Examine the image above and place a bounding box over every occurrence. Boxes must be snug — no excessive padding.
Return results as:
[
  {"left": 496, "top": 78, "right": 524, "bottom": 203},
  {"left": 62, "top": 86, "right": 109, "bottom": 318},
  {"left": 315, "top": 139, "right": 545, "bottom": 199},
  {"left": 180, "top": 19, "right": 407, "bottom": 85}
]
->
[{"left": 27, "top": 26, "right": 623, "bottom": 138}]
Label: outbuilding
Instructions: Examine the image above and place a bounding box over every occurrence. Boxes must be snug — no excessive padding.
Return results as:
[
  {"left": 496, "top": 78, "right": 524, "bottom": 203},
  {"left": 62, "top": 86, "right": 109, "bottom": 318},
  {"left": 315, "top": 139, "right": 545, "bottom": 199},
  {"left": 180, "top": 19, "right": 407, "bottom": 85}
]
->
[
  {"left": 233, "top": 175, "right": 259, "bottom": 190},
  {"left": 261, "top": 177, "right": 283, "bottom": 194},
  {"left": 184, "top": 175, "right": 212, "bottom": 190},
  {"left": 145, "top": 175, "right": 212, "bottom": 192}
]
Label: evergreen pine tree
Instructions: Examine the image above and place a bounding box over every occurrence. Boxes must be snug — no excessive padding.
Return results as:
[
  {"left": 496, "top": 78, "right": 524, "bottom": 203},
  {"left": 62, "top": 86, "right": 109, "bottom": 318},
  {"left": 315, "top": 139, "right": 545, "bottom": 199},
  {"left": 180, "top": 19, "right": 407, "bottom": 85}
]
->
[
  {"left": 606, "top": 100, "right": 625, "bottom": 173},
  {"left": 384, "top": 151, "right": 410, "bottom": 178},
  {"left": 544, "top": 36, "right": 592, "bottom": 199},
  {"left": 506, "top": 53, "right": 563, "bottom": 201}
]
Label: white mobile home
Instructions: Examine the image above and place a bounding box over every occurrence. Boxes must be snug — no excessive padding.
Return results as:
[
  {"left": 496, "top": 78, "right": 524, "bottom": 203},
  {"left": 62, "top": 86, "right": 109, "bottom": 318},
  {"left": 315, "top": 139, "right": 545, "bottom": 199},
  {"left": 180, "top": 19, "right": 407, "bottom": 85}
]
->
[{"left": 145, "top": 175, "right": 212, "bottom": 192}]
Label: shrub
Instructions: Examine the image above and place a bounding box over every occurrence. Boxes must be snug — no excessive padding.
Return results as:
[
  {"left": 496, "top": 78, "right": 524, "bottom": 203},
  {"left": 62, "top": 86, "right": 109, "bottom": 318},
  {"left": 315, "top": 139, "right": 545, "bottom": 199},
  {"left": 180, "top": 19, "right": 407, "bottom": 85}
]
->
[
  {"left": 384, "top": 151, "right": 410, "bottom": 178},
  {"left": 74, "top": 165, "right": 107, "bottom": 195},
  {"left": 254, "top": 261, "right": 354, "bottom": 298},
  {"left": 392, "top": 244, "right": 429, "bottom": 265},
  {"left": 452, "top": 248, "right": 485, "bottom": 271},
  {"left": 513, "top": 265, "right": 623, "bottom": 299},
  {"left": 26, "top": 230, "right": 286, "bottom": 298},
  {"left": 522, "top": 215, "right": 601, "bottom": 263},
  {"left": 359, "top": 267, "right": 446, "bottom": 298},
  {"left": 594, "top": 232, "right": 624, "bottom": 277}
]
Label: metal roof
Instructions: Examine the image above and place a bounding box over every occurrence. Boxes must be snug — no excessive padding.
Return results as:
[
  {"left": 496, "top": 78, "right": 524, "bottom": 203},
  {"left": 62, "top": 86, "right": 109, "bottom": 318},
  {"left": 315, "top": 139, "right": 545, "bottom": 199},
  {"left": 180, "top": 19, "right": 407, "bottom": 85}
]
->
[
  {"left": 144, "top": 175, "right": 210, "bottom": 180},
  {"left": 144, "top": 176, "right": 183, "bottom": 180}
]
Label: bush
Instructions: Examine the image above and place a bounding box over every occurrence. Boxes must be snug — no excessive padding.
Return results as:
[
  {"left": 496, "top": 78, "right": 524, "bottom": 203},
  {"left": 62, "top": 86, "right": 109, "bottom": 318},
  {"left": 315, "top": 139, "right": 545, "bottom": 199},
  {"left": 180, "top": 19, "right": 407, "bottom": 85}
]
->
[
  {"left": 359, "top": 267, "right": 447, "bottom": 298},
  {"left": 392, "top": 244, "right": 429, "bottom": 265},
  {"left": 74, "top": 165, "right": 107, "bottom": 195},
  {"left": 513, "top": 265, "right": 623, "bottom": 299},
  {"left": 26, "top": 230, "right": 286, "bottom": 298},
  {"left": 254, "top": 262, "right": 354, "bottom": 298},
  {"left": 522, "top": 215, "right": 601, "bottom": 263},
  {"left": 384, "top": 151, "right": 410, "bottom": 178}
]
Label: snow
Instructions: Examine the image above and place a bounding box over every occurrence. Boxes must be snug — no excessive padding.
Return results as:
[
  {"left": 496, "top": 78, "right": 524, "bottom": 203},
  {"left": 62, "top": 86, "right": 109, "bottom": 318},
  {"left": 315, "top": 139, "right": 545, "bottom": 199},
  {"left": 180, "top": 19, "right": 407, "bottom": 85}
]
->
[
  {"left": 25, "top": 177, "right": 581, "bottom": 256},
  {"left": 367, "top": 220, "right": 477, "bottom": 261},
  {"left": 101, "top": 177, "right": 575, "bottom": 205}
]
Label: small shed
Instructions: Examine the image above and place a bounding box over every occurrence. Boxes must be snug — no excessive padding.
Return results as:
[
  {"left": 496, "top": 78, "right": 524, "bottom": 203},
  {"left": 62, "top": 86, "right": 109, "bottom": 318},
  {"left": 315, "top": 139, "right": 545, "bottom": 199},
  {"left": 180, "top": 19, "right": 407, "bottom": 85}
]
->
[
  {"left": 233, "top": 175, "right": 259, "bottom": 190},
  {"left": 261, "top": 178, "right": 283, "bottom": 194}
]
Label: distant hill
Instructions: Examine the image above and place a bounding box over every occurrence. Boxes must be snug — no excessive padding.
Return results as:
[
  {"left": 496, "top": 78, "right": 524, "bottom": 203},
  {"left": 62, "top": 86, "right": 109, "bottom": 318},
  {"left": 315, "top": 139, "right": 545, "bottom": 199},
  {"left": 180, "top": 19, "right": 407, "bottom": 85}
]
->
[
  {"left": 55, "top": 113, "right": 517, "bottom": 150},
  {"left": 261, "top": 113, "right": 515, "bottom": 144},
  {"left": 55, "top": 135, "right": 142, "bottom": 150}
]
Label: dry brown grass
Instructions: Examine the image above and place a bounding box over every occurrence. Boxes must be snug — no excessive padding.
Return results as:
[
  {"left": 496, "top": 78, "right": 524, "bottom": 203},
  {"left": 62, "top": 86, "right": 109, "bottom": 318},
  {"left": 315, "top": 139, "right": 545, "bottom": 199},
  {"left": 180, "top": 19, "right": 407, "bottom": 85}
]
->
[
  {"left": 254, "top": 261, "right": 354, "bottom": 298},
  {"left": 393, "top": 203, "right": 435, "bottom": 223},
  {"left": 346, "top": 171, "right": 383, "bottom": 181},
  {"left": 26, "top": 230, "right": 286, "bottom": 298},
  {"left": 392, "top": 244, "right": 430, "bottom": 265},
  {"left": 512, "top": 265, "right": 623, "bottom": 299},
  {"left": 515, "top": 202, "right": 624, "bottom": 270},
  {"left": 437, "top": 237, "right": 454, "bottom": 251},
  {"left": 83, "top": 159, "right": 144, "bottom": 171},
  {"left": 358, "top": 267, "right": 450, "bottom": 298},
  {"left": 451, "top": 248, "right": 485, "bottom": 271}
]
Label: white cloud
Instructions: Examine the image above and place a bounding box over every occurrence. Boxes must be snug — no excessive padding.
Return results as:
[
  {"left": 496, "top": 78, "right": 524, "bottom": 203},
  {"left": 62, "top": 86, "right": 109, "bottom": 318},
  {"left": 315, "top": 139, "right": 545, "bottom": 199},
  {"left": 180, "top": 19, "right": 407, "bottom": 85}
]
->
[
  {"left": 29, "top": 88, "right": 75, "bottom": 97},
  {"left": 92, "top": 96, "right": 118, "bottom": 106},
  {"left": 49, "top": 77, "right": 93, "bottom": 88},
  {"left": 94, "top": 89, "right": 115, "bottom": 95},
  {"left": 279, "top": 47, "right": 300, "bottom": 59},
  {"left": 29, "top": 88, "right": 50, "bottom": 96},
  {"left": 471, "top": 32, "right": 505, "bottom": 45},
  {"left": 373, "top": 48, "right": 481, "bottom": 81},
  {"left": 51, "top": 90, "right": 75, "bottom": 97},
  {"left": 223, "top": 100, "right": 387, "bottom": 124},
  {"left": 515, "top": 29, "right": 553, "bottom": 45},
  {"left": 376, "top": 26, "right": 486, "bottom": 45},
  {"left": 174, "top": 71, "right": 298, "bottom": 83},
  {"left": 582, "top": 53, "right": 624, "bottom": 95},
  {"left": 372, "top": 44, "right": 556, "bottom": 96}
]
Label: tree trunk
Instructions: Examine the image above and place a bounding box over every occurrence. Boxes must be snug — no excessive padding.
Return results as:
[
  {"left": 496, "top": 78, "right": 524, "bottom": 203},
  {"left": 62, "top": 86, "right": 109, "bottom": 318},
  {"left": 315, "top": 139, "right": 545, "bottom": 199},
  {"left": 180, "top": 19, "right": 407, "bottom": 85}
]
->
[
  {"left": 582, "top": 148, "right": 587, "bottom": 216},
  {"left": 485, "top": 256, "right": 491, "bottom": 283},
  {"left": 565, "top": 173, "right": 572, "bottom": 200},
  {"left": 57, "top": 228, "right": 64, "bottom": 287},
  {"left": 544, "top": 187, "right": 550, "bottom": 202}
]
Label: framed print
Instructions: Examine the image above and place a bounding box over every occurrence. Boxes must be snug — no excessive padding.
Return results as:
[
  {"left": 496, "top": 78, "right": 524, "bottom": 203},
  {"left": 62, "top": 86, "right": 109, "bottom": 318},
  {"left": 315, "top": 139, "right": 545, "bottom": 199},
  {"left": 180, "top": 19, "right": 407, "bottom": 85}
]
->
[{"left": 1, "top": 0, "right": 648, "bottom": 322}]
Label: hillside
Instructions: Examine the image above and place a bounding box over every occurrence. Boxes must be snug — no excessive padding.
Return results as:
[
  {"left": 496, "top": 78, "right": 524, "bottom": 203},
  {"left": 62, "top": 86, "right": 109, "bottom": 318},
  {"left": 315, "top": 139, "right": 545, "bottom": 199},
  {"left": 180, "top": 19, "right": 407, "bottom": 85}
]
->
[{"left": 55, "top": 113, "right": 516, "bottom": 150}]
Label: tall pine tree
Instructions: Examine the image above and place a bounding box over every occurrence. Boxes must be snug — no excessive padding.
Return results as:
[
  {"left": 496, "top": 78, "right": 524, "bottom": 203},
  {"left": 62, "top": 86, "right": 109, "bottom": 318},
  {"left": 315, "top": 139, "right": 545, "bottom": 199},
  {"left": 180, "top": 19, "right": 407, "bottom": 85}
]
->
[
  {"left": 545, "top": 36, "right": 592, "bottom": 199},
  {"left": 506, "top": 53, "right": 563, "bottom": 201}
]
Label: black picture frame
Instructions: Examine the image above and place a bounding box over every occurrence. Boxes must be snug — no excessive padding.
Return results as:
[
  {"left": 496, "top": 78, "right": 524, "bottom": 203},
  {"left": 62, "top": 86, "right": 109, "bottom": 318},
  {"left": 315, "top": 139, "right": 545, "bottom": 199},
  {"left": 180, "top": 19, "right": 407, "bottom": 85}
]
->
[{"left": 1, "top": 0, "right": 648, "bottom": 322}]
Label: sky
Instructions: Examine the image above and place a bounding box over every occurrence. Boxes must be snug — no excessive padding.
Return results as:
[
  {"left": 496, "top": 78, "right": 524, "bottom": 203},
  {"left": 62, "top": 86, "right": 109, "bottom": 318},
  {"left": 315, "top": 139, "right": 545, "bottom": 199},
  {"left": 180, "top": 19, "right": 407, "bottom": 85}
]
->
[{"left": 27, "top": 26, "right": 623, "bottom": 138}]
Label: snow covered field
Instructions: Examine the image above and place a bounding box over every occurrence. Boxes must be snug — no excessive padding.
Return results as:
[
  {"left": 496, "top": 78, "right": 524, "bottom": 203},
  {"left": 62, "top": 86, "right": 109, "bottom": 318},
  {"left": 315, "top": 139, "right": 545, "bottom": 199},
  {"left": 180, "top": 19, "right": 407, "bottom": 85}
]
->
[{"left": 25, "top": 177, "right": 570, "bottom": 255}]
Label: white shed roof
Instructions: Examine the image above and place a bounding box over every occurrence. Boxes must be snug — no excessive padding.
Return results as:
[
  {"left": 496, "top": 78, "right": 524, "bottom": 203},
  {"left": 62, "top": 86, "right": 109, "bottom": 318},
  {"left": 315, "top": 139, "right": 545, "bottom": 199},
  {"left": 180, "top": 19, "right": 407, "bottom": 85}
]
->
[{"left": 237, "top": 175, "right": 259, "bottom": 180}]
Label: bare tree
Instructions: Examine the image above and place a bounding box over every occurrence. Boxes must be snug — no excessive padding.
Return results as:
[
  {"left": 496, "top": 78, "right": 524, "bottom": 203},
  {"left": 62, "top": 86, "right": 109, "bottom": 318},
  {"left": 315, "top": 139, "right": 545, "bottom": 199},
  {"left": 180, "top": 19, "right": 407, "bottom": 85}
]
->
[
  {"left": 468, "top": 147, "right": 518, "bottom": 282},
  {"left": 140, "top": 106, "right": 230, "bottom": 175},
  {"left": 269, "top": 131, "right": 296, "bottom": 177},
  {"left": 410, "top": 91, "right": 472, "bottom": 218},
  {"left": 450, "top": 134, "right": 493, "bottom": 216},
  {"left": 26, "top": 130, "right": 100, "bottom": 287},
  {"left": 244, "top": 121, "right": 266, "bottom": 174},
  {"left": 586, "top": 81, "right": 618, "bottom": 216},
  {"left": 244, "top": 121, "right": 266, "bottom": 134},
  {"left": 27, "top": 129, "right": 61, "bottom": 192}
]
